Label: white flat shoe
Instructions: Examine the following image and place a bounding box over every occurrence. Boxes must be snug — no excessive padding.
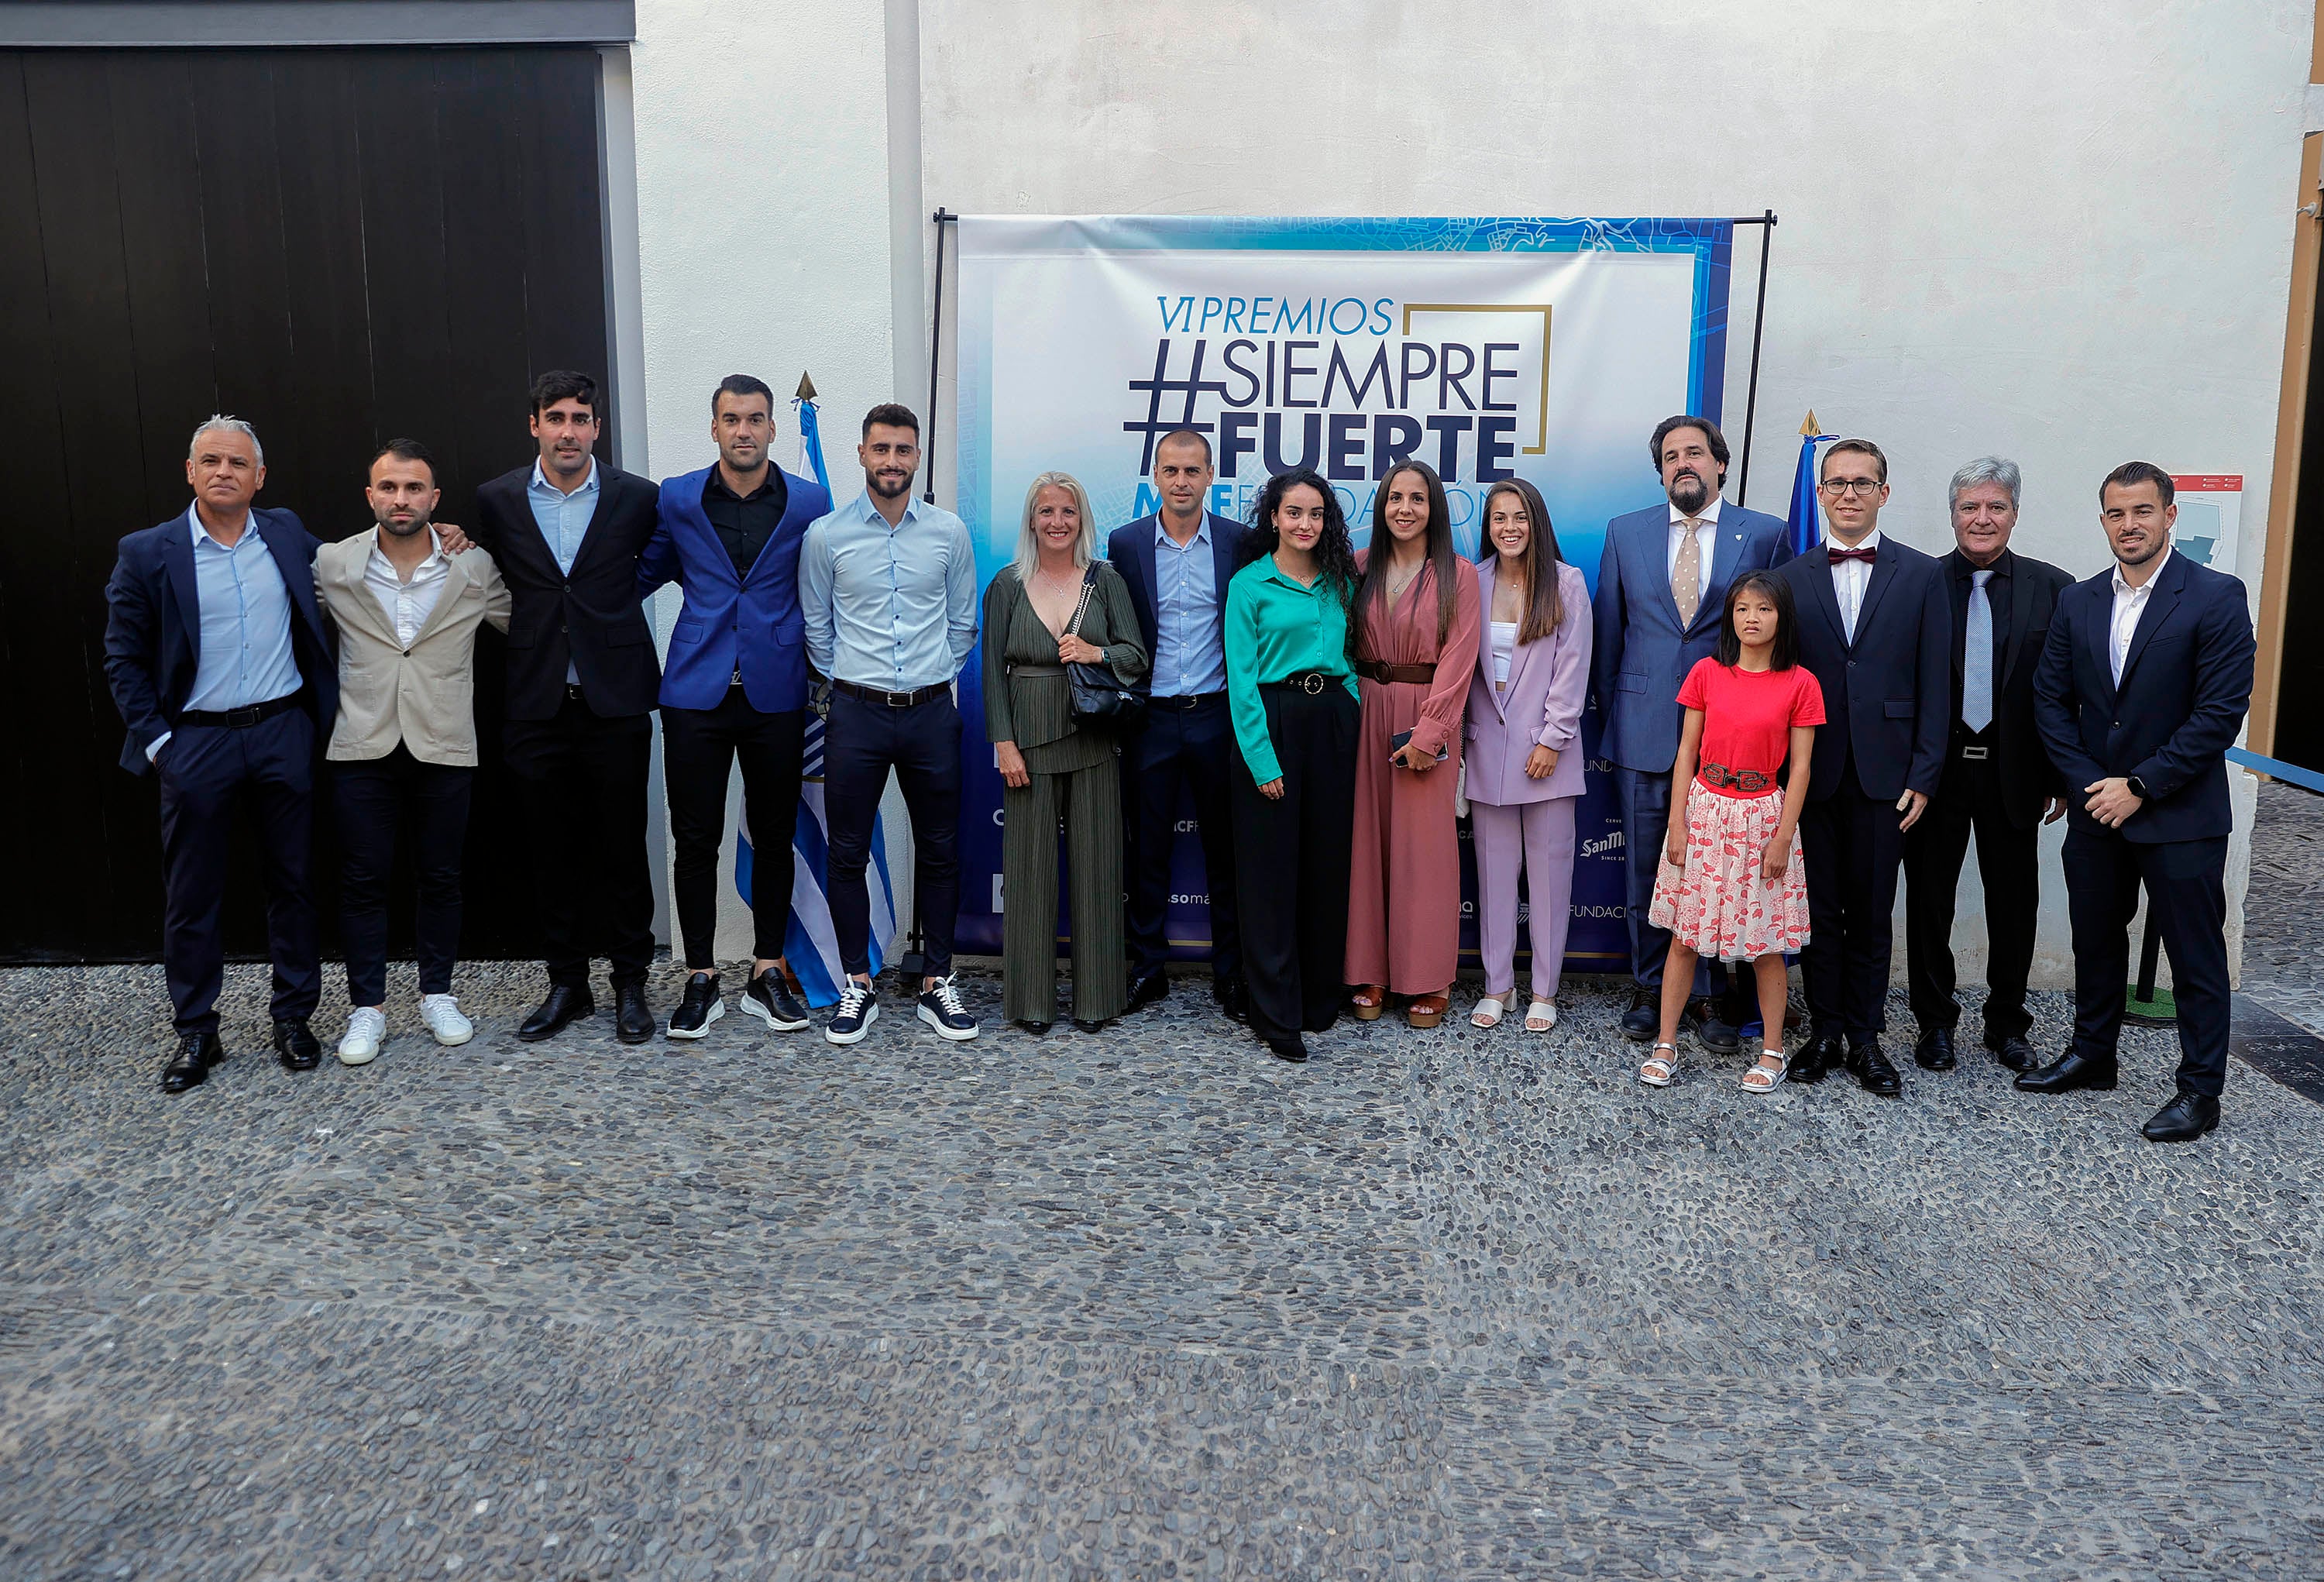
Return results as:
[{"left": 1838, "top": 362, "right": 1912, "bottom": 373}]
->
[
  {"left": 418, "top": 993, "right": 473, "bottom": 1047},
  {"left": 1470, "top": 996, "right": 1506, "bottom": 1029},
  {"left": 338, "top": 1006, "right": 386, "bottom": 1066},
  {"left": 1525, "top": 999, "right": 1557, "bottom": 1033}
]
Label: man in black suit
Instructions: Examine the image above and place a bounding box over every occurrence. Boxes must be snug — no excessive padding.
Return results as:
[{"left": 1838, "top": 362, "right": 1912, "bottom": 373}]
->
[
  {"left": 473, "top": 370, "right": 664, "bottom": 1044},
  {"left": 1901, "top": 458, "right": 2074, "bottom": 1075},
  {"left": 1774, "top": 438, "right": 1951, "bottom": 1095},
  {"left": 103, "top": 415, "right": 337, "bottom": 1091},
  {"left": 2024, "top": 462, "right": 2256, "bottom": 1142},
  {"left": 1106, "top": 428, "right": 1246, "bottom": 1020}
]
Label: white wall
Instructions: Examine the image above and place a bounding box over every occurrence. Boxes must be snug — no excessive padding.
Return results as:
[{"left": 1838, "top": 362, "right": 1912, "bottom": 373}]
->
[
  {"left": 913, "top": 0, "right": 2312, "bottom": 984},
  {"left": 629, "top": 0, "right": 910, "bottom": 963}
]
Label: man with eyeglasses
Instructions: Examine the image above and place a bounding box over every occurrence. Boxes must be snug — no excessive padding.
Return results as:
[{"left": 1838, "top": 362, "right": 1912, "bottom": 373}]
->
[{"left": 1773, "top": 438, "right": 1951, "bottom": 1095}]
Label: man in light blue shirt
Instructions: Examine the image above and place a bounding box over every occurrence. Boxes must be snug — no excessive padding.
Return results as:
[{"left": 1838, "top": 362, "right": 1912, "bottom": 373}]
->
[
  {"left": 1105, "top": 428, "right": 1246, "bottom": 1020},
  {"left": 797, "top": 403, "right": 980, "bottom": 1046},
  {"left": 526, "top": 448, "right": 600, "bottom": 684}
]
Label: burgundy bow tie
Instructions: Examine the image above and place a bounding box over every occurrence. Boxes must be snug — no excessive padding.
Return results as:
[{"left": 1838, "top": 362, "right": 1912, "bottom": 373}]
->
[{"left": 1827, "top": 545, "right": 1877, "bottom": 564}]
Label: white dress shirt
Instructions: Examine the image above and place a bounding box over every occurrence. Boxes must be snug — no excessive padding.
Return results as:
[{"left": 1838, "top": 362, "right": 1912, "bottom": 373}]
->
[
  {"left": 2109, "top": 544, "right": 2171, "bottom": 686},
  {"left": 1665, "top": 494, "right": 1724, "bottom": 604},
  {"left": 1824, "top": 528, "right": 1885, "bottom": 643},
  {"left": 363, "top": 527, "right": 451, "bottom": 649}
]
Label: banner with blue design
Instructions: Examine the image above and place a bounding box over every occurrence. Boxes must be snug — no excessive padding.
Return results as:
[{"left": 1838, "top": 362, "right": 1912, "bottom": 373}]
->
[{"left": 950, "top": 215, "right": 1736, "bottom": 972}]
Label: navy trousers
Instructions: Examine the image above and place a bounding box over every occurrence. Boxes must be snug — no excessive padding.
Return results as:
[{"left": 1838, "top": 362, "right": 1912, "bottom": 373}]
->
[
  {"left": 155, "top": 708, "right": 320, "bottom": 1033},
  {"left": 1123, "top": 693, "right": 1242, "bottom": 988},
  {"left": 824, "top": 691, "right": 961, "bottom": 979},
  {"left": 2063, "top": 828, "right": 2232, "bottom": 1097},
  {"left": 1798, "top": 769, "right": 1909, "bottom": 1042}
]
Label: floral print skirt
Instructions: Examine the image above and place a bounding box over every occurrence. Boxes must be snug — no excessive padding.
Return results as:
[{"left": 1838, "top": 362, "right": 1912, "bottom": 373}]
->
[{"left": 1647, "top": 780, "right": 1810, "bottom": 961}]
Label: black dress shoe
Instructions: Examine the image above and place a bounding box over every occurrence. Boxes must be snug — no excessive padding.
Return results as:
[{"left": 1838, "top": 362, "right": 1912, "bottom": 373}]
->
[
  {"left": 1790, "top": 1030, "right": 1843, "bottom": 1085},
  {"left": 1012, "top": 1019, "right": 1051, "bottom": 1036},
  {"left": 274, "top": 1019, "right": 321, "bottom": 1071},
  {"left": 2142, "top": 1089, "right": 2221, "bottom": 1142},
  {"left": 1984, "top": 1031, "right": 2039, "bottom": 1072},
  {"left": 517, "top": 984, "right": 596, "bottom": 1043},
  {"left": 160, "top": 1029, "right": 225, "bottom": 1093},
  {"left": 614, "top": 984, "right": 655, "bottom": 1045},
  {"left": 1620, "top": 988, "right": 1658, "bottom": 1043},
  {"left": 1127, "top": 971, "right": 1169, "bottom": 1012},
  {"left": 1072, "top": 1017, "right": 1112, "bottom": 1034},
  {"left": 1688, "top": 997, "right": 1741, "bottom": 1055},
  {"left": 1216, "top": 978, "right": 1250, "bottom": 1025},
  {"left": 1845, "top": 1038, "right": 1902, "bottom": 1096},
  {"left": 1265, "top": 1033, "right": 1308, "bottom": 1064},
  {"left": 2014, "top": 1048, "right": 2117, "bottom": 1094},
  {"left": 1914, "top": 1026, "right": 1958, "bottom": 1072}
]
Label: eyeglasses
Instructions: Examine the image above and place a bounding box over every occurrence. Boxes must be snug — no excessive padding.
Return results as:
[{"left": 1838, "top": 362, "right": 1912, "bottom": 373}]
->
[{"left": 1819, "top": 478, "right": 1883, "bottom": 497}]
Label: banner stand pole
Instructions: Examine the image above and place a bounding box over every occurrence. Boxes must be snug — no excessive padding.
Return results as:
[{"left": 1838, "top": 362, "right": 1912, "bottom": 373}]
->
[
  {"left": 1734, "top": 208, "right": 1776, "bottom": 506},
  {"left": 898, "top": 206, "right": 958, "bottom": 986}
]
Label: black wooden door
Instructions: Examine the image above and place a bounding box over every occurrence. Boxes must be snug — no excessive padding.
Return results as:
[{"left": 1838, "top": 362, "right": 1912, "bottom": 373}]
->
[{"left": 0, "top": 46, "right": 614, "bottom": 961}]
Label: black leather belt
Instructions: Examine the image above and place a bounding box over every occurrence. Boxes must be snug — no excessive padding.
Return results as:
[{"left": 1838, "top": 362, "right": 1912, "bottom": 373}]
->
[
  {"left": 1149, "top": 690, "right": 1225, "bottom": 710},
  {"left": 177, "top": 693, "right": 301, "bottom": 729},
  {"left": 1262, "top": 671, "right": 1339, "bottom": 696},
  {"left": 834, "top": 679, "right": 951, "bottom": 708}
]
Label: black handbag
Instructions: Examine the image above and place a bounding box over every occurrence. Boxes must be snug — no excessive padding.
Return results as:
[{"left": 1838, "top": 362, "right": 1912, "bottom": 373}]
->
[{"left": 1064, "top": 568, "right": 1144, "bottom": 728}]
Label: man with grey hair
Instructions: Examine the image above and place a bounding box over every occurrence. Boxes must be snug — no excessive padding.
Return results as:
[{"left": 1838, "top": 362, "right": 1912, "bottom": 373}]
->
[
  {"left": 1899, "top": 456, "right": 2073, "bottom": 1075},
  {"left": 104, "top": 415, "right": 337, "bottom": 1092}
]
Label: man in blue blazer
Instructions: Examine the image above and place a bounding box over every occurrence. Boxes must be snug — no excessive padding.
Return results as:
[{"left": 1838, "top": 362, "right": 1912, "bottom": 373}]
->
[
  {"left": 103, "top": 416, "right": 338, "bottom": 1092},
  {"left": 1592, "top": 415, "right": 1789, "bottom": 1047},
  {"left": 639, "top": 374, "right": 833, "bottom": 1041},
  {"left": 1774, "top": 438, "right": 1952, "bottom": 1095},
  {"left": 2023, "top": 463, "right": 2256, "bottom": 1142},
  {"left": 1107, "top": 428, "right": 1247, "bottom": 1020}
]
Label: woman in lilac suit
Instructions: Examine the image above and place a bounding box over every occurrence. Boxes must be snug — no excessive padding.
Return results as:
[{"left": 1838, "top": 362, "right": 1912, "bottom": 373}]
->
[{"left": 1465, "top": 479, "right": 1593, "bottom": 1032}]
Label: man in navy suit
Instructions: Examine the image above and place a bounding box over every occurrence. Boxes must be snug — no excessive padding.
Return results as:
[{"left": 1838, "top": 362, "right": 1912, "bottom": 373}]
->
[
  {"left": 1107, "top": 428, "right": 1246, "bottom": 1020},
  {"left": 1592, "top": 415, "right": 1789, "bottom": 1048},
  {"left": 103, "top": 415, "right": 338, "bottom": 1092},
  {"left": 640, "top": 374, "right": 832, "bottom": 1042},
  {"left": 1773, "top": 438, "right": 1951, "bottom": 1095},
  {"left": 2023, "top": 462, "right": 2255, "bottom": 1142}
]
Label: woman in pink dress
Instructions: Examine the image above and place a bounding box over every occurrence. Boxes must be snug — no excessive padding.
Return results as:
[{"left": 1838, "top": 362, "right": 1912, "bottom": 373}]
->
[{"left": 1344, "top": 461, "right": 1481, "bottom": 1027}]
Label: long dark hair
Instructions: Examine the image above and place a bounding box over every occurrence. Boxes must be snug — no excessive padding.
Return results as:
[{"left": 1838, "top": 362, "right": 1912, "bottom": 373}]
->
[
  {"left": 1350, "top": 461, "right": 1458, "bottom": 657},
  {"left": 1239, "top": 467, "right": 1359, "bottom": 604},
  {"left": 1715, "top": 570, "right": 1799, "bottom": 670},
  {"left": 1475, "top": 478, "right": 1565, "bottom": 643}
]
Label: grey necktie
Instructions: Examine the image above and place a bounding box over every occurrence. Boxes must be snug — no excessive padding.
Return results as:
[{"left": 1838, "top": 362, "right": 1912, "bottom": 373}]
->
[{"left": 1962, "top": 569, "right": 1995, "bottom": 734}]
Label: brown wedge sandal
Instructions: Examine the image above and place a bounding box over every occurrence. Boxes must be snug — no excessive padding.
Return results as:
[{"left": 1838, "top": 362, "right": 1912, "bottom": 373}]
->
[
  {"left": 1407, "top": 992, "right": 1449, "bottom": 1028},
  {"left": 1350, "top": 985, "right": 1387, "bottom": 1021}
]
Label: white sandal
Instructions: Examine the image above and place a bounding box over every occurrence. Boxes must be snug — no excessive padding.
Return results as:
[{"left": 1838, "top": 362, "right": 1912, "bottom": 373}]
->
[
  {"left": 1525, "top": 999, "right": 1557, "bottom": 1033},
  {"left": 1741, "top": 1050, "right": 1789, "bottom": 1093},
  {"left": 1638, "top": 1041, "right": 1678, "bottom": 1087},
  {"left": 1470, "top": 996, "right": 1506, "bottom": 1029}
]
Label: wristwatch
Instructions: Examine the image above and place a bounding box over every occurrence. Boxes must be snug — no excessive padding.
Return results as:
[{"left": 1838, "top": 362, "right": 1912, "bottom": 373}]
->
[{"left": 2126, "top": 775, "right": 2150, "bottom": 800}]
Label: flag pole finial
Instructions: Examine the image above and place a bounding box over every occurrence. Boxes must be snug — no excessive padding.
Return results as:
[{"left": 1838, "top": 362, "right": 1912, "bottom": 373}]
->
[
  {"left": 1800, "top": 409, "right": 1819, "bottom": 438},
  {"left": 796, "top": 371, "right": 819, "bottom": 402}
]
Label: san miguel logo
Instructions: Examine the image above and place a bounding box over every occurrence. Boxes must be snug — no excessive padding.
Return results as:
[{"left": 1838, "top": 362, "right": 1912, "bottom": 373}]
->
[{"left": 1126, "top": 295, "right": 1552, "bottom": 524}]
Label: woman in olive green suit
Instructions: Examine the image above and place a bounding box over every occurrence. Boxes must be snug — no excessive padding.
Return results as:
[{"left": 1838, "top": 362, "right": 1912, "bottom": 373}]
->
[{"left": 983, "top": 471, "right": 1149, "bottom": 1032}]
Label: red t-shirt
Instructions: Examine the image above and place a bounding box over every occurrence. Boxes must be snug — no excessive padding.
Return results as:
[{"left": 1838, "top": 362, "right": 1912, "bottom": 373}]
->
[{"left": 1676, "top": 657, "right": 1826, "bottom": 798}]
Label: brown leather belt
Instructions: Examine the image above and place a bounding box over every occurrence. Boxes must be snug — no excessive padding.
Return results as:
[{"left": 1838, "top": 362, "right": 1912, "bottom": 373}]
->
[
  {"left": 1699, "top": 761, "right": 1776, "bottom": 793},
  {"left": 1355, "top": 660, "right": 1435, "bottom": 685}
]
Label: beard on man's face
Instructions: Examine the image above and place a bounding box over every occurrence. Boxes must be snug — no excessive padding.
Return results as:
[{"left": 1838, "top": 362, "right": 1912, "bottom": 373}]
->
[
  {"left": 1667, "top": 469, "right": 1711, "bottom": 511},
  {"left": 376, "top": 507, "right": 431, "bottom": 537}
]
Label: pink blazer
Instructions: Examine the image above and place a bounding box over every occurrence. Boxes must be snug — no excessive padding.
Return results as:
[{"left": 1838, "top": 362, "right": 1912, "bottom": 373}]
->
[{"left": 1463, "top": 558, "right": 1593, "bottom": 804}]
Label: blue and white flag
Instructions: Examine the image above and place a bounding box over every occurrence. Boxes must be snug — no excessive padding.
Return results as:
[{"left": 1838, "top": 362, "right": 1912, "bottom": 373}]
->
[
  {"left": 733, "top": 377, "right": 896, "bottom": 1006},
  {"left": 1786, "top": 411, "right": 1838, "bottom": 559}
]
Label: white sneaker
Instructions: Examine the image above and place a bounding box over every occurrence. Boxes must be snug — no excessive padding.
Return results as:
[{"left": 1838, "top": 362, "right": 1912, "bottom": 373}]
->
[
  {"left": 418, "top": 992, "right": 474, "bottom": 1047},
  {"left": 338, "top": 1006, "right": 387, "bottom": 1065}
]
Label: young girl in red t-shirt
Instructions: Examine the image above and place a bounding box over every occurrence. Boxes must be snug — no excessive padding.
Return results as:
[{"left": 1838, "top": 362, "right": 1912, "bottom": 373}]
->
[{"left": 1640, "top": 572, "right": 1824, "bottom": 1092}]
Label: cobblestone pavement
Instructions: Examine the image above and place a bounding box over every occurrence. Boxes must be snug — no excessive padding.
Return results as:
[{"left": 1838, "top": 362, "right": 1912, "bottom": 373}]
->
[
  {"left": 2243, "top": 778, "right": 2324, "bottom": 1035},
  {"left": 2, "top": 794, "right": 2321, "bottom": 1578}
]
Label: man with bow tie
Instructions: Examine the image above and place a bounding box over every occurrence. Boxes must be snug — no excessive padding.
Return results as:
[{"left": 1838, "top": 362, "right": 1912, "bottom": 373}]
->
[{"left": 1773, "top": 438, "right": 1952, "bottom": 1095}]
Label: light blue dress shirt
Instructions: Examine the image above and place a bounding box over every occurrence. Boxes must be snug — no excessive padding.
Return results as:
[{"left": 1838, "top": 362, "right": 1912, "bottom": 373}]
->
[
  {"left": 1149, "top": 516, "right": 1226, "bottom": 697},
  {"left": 184, "top": 507, "right": 302, "bottom": 714},
  {"left": 800, "top": 491, "right": 979, "bottom": 692},
  {"left": 528, "top": 456, "right": 600, "bottom": 682}
]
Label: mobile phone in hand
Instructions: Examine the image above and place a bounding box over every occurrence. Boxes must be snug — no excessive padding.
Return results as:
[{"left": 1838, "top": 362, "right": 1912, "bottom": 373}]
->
[{"left": 1388, "top": 728, "right": 1449, "bottom": 764}]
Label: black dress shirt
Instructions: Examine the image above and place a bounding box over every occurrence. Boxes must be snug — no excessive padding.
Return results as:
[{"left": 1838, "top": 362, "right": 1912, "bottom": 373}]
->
[
  {"left": 1948, "top": 549, "right": 2012, "bottom": 731},
  {"left": 703, "top": 466, "right": 789, "bottom": 579}
]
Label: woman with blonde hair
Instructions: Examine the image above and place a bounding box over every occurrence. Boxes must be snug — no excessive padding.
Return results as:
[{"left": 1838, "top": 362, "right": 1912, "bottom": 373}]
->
[{"left": 982, "top": 471, "right": 1148, "bottom": 1032}]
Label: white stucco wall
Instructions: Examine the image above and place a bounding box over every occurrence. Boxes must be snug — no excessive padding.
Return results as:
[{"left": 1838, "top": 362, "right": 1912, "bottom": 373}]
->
[
  {"left": 910, "top": 0, "right": 2312, "bottom": 985},
  {"left": 629, "top": 0, "right": 908, "bottom": 964}
]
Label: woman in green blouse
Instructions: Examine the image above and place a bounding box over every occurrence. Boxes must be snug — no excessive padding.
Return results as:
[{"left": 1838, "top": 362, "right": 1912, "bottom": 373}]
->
[
  {"left": 982, "top": 471, "right": 1150, "bottom": 1032},
  {"left": 1224, "top": 466, "right": 1362, "bottom": 1064}
]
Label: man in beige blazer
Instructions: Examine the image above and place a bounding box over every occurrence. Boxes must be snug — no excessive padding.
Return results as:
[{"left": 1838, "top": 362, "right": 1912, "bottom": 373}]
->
[{"left": 315, "top": 439, "right": 510, "bottom": 1064}]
